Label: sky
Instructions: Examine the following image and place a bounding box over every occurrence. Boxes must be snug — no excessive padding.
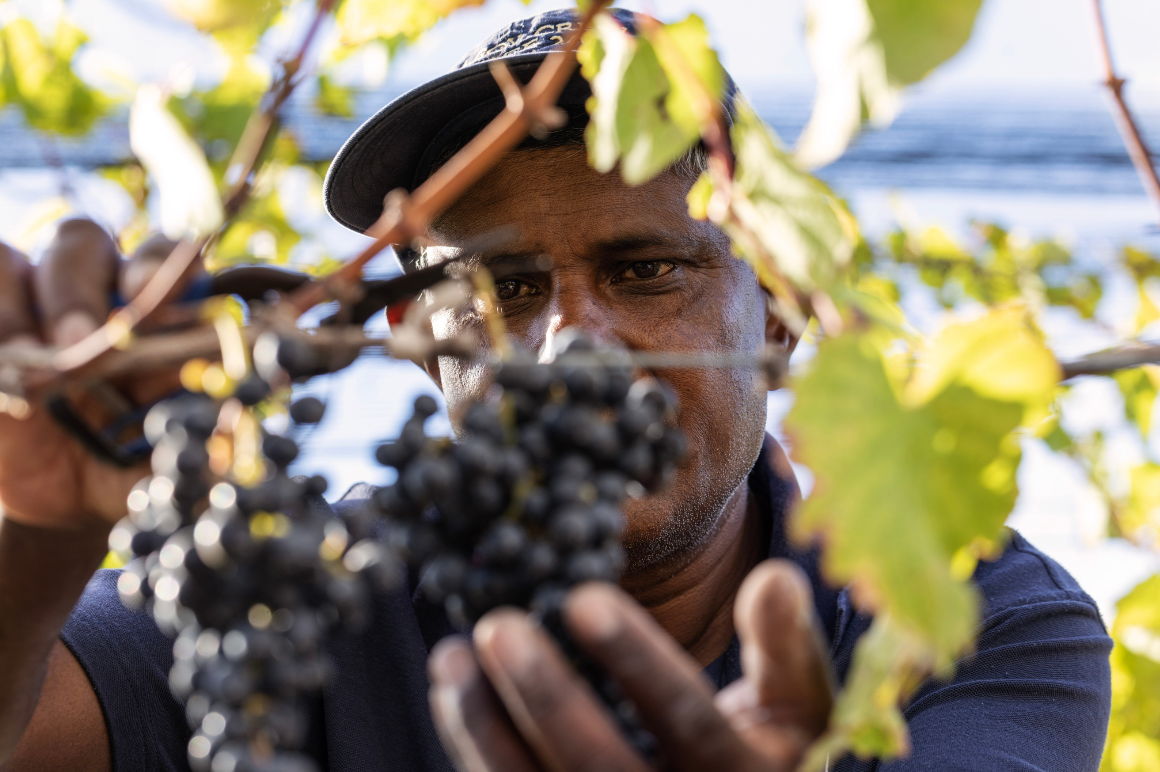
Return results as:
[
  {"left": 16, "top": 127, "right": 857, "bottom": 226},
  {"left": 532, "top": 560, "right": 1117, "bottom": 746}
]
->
[
  {"left": 60, "top": 0, "right": 1160, "bottom": 105},
  {"left": 385, "top": 0, "right": 1160, "bottom": 99}
]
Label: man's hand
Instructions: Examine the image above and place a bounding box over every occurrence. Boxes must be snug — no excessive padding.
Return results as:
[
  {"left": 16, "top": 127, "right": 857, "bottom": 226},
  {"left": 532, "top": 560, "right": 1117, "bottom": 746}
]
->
[
  {"left": 0, "top": 222, "right": 183, "bottom": 528},
  {"left": 428, "top": 559, "right": 833, "bottom": 772}
]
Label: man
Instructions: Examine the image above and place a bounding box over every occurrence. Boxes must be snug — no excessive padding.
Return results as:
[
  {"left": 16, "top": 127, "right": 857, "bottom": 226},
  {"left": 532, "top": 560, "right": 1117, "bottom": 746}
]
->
[{"left": 0, "top": 8, "right": 1112, "bottom": 772}]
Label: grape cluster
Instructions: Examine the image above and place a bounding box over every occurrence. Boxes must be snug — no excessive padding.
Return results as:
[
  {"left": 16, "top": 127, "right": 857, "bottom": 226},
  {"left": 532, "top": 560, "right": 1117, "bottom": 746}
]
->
[
  {"left": 110, "top": 372, "right": 396, "bottom": 772},
  {"left": 373, "top": 330, "right": 687, "bottom": 753}
]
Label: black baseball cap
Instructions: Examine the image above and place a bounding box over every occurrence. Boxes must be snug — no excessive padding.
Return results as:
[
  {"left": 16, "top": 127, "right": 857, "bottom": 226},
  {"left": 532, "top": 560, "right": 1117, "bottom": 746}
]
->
[
  {"left": 323, "top": 8, "right": 638, "bottom": 236},
  {"left": 322, "top": 7, "right": 735, "bottom": 260}
]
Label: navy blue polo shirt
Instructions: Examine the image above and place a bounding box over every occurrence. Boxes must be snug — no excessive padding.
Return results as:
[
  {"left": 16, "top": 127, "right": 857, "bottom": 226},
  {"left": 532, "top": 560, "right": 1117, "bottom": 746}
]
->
[{"left": 60, "top": 436, "right": 1112, "bottom": 771}]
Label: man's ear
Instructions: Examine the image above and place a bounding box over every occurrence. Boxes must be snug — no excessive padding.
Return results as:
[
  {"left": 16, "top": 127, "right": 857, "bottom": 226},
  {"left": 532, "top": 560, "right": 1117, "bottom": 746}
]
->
[{"left": 763, "top": 290, "right": 800, "bottom": 357}]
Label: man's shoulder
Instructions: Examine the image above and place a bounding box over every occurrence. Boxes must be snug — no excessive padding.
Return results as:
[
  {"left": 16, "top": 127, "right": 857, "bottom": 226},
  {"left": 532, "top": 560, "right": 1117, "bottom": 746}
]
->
[{"left": 973, "top": 528, "right": 1106, "bottom": 624}]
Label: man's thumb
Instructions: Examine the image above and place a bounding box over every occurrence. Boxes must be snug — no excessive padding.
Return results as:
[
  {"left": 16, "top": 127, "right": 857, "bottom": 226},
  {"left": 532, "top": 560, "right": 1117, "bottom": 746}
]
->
[{"left": 732, "top": 559, "right": 833, "bottom": 734}]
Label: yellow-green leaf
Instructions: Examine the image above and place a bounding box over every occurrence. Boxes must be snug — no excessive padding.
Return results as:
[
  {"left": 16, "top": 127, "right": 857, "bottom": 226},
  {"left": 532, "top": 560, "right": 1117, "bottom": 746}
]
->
[
  {"left": 709, "top": 101, "right": 857, "bottom": 292},
  {"left": 1102, "top": 574, "right": 1160, "bottom": 772},
  {"left": 1115, "top": 367, "right": 1160, "bottom": 440},
  {"left": 905, "top": 306, "right": 1061, "bottom": 424},
  {"left": 337, "top": 0, "right": 490, "bottom": 46},
  {"left": 165, "top": 0, "right": 283, "bottom": 33},
  {"left": 1122, "top": 464, "right": 1160, "bottom": 541},
  {"left": 787, "top": 331, "right": 1011, "bottom": 662},
  {"left": 646, "top": 14, "right": 724, "bottom": 138},
  {"left": 796, "top": 0, "right": 982, "bottom": 167},
  {"left": 0, "top": 19, "right": 108, "bottom": 136},
  {"left": 579, "top": 13, "right": 724, "bottom": 186},
  {"left": 801, "top": 616, "right": 929, "bottom": 770},
  {"left": 786, "top": 309, "right": 1057, "bottom": 763}
]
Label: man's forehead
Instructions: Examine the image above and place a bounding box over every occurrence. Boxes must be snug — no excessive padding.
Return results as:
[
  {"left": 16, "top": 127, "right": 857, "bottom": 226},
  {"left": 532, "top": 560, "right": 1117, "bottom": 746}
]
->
[{"left": 425, "top": 226, "right": 704, "bottom": 269}]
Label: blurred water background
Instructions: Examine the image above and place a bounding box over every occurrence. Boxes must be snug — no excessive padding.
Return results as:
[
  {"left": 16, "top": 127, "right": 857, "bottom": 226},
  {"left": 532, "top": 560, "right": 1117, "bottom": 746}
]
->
[{"left": 2, "top": 0, "right": 1160, "bottom": 620}]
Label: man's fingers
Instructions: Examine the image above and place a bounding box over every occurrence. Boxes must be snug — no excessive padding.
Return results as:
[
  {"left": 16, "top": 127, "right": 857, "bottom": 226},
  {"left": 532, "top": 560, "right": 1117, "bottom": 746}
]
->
[
  {"left": 120, "top": 233, "right": 180, "bottom": 301},
  {"left": 728, "top": 560, "right": 833, "bottom": 737},
  {"left": 0, "top": 243, "right": 38, "bottom": 342},
  {"left": 429, "top": 637, "right": 540, "bottom": 772},
  {"left": 565, "top": 584, "right": 754, "bottom": 772},
  {"left": 33, "top": 219, "right": 119, "bottom": 346},
  {"left": 473, "top": 609, "right": 650, "bottom": 772}
]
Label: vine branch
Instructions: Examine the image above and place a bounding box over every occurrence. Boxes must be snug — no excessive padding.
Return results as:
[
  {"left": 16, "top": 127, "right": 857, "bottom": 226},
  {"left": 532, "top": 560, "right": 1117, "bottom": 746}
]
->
[
  {"left": 47, "top": 0, "right": 339, "bottom": 379},
  {"left": 1091, "top": 0, "right": 1160, "bottom": 221},
  {"left": 1060, "top": 342, "right": 1160, "bottom": 379}
]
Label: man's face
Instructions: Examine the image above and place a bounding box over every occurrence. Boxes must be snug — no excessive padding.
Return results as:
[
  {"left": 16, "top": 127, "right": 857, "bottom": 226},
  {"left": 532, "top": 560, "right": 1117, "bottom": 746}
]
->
[{"left": 421, "top": 147, "right": 775, "bottom": 570}]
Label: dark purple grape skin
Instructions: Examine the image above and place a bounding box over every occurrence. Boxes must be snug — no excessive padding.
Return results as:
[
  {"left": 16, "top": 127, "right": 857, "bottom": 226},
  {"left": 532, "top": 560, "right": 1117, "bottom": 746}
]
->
[
  {"left": 368, "top": 331, "right": 687, "bottom": 760},
  {"left": 118, "top": 394, "right": 398, "bottom": 772},
  {"left": 289, "top": 397, "right": 326, "bottom": 425}
]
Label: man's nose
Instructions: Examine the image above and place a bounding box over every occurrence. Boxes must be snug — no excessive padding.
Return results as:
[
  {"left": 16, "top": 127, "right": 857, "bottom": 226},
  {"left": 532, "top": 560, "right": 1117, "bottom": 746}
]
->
[{"left": 536, "top": 276, "right": 626, "bottom": 362}]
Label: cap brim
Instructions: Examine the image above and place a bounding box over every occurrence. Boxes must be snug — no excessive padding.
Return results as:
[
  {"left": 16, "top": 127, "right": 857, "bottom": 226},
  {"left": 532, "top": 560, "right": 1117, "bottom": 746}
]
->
[{"left": 323, "top": 52, "right": 592, "bottom": 235}]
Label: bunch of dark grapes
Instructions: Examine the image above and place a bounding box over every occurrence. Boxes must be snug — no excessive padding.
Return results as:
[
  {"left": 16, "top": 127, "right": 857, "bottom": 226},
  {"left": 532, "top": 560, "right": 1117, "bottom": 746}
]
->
[
  {"left": 109, "top": 345, "right": 398, "bottom": 772},
  {"left": 373, "top": 329, "right": 687, "bottom": 755}
]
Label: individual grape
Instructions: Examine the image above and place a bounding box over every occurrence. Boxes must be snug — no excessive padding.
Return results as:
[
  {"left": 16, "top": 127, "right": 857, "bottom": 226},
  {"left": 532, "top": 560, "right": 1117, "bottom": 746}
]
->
[
  {"left": 234, "top": 375, "right": 271, "bottom": 407},
  {"left": 289, "top": 397, "right": 326, "bottom": 425},
  {"left": 262, "top": 435, "right": 300, "bottom": 468}
]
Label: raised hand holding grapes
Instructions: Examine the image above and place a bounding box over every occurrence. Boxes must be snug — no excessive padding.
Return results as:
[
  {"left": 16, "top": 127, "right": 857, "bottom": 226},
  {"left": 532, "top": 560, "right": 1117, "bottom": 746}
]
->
[
  {"left": 0, "top": 220, "right": 184, "bottom": 528},
  {"left": 429, "top": 562, "right": 833, "bottom": 772}
]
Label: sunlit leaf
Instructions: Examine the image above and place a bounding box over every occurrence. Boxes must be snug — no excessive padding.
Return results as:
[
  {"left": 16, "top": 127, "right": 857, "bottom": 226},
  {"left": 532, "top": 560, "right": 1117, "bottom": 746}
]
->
[
  {"left": 170, "top": 50, "right": 270, "bottom": 152},
  {"left": 165, "top": 0, "right": 283, "bottom": 33},
  {"left": 1122, "top": 464, "right": 1160, "bottom": 542},
  {"left": 644, "top": 14, "right": 724, "bottom": 142},
  {"left": 130, "top": 84, "right": 224, "bottom": 239},
  {"left": 580, "top": 13, "right": 722, "bottom": 185},
  {"left": 796, "top": 0, "right": 983, "bottom": 167},
  {"left": 209, "top": 162, "right": 302, "bottom": 269},
  {"left": 315, "top": 73, "right": 354, "bottom": 117},
  {"left": 691, "top": 100, "right": 856, "bottom": 293},
  {"left": 801, "top": 616, "right": 928, "bottom": 770},
  {"left": 1116, "top": 368, "right": 1160, "bottom": 441},
  {"left": 786, "top": 309, "right": 1057, "bottom": 761},
  {"left": 1102, "top": 574, "right": 1160, "bottom": 772},
  {"left": 0, "top": 18, "right": 108, "bottom": 135},
  {"left": 336, "top": 0, "right": 494, "bottom": 46},
  {"left": 906, "top": 306, "right": 1061, "bottom": 424}
]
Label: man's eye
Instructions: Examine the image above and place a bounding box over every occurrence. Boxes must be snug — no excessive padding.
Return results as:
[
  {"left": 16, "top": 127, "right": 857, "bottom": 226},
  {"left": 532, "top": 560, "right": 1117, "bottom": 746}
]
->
[
  {"left": 620, "top": 261, "right": 674, "bottom": 281},
  {"left": 495, "top": 279, "right": 535, "bottom": 301}
]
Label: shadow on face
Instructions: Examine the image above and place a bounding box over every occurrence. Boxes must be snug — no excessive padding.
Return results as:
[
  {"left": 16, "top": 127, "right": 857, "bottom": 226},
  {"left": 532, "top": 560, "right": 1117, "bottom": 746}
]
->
[{"left": 418, "top": 146, "right": 780, "bottom": 570}]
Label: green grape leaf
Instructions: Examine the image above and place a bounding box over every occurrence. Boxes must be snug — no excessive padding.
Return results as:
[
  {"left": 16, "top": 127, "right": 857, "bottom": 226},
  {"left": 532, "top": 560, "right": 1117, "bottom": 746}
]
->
[
  {"left": 579, "top": 12, "right": 723, "bottom": 185},
  {"left": 315, "top": 74, "right": 354, "bottom": 117},
  {"left": 209, "top": 164, "right": 302, "bottom": 269},
  {"left": 800, "top": 616, "right": 929, "bottom": 770},
  {"left": 1102, "top": 574, "right": 1160, "bottom": 772},
  {"left": 164, "top": 0, "right": 282, "bottom": 33},
  {"left": 0, "top": 18, "right": 108, "bottom": 136},
  {"left": 171, "top": 51, "right": 270, "bottom": 151},
  {"left": 1115, "top": 367, "right": 1160, "bottom": 441},
  {"left": 905, "top": 306, "right": 1060, "bottom": 424},
  {"left": 787, "top": 309, "right": 1058, "bottom": 762},
  {"left": 691, "top": 100, "right": 856, "bottom": 293},
  {"left": 337, "top": 0, "right": 497, "bottom": 46},
  {"left": 796, "top": 0, "right": 983, "bottom": 167},
  {"left": 1122, "top": 464, "right": 1160, "bottom": 541},
  {"left": 1042, "top": 416, "right": 1074, "bottom": 454}
]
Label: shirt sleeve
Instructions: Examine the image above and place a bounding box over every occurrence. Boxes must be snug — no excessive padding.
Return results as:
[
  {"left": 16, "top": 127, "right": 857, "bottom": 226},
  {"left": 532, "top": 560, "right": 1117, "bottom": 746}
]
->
[
  {"left": 60, "top": 569, "right": 191, "bottom": 772},
  {"left": 831, "top": 531, "right": 1113, "bottom": 772}
]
